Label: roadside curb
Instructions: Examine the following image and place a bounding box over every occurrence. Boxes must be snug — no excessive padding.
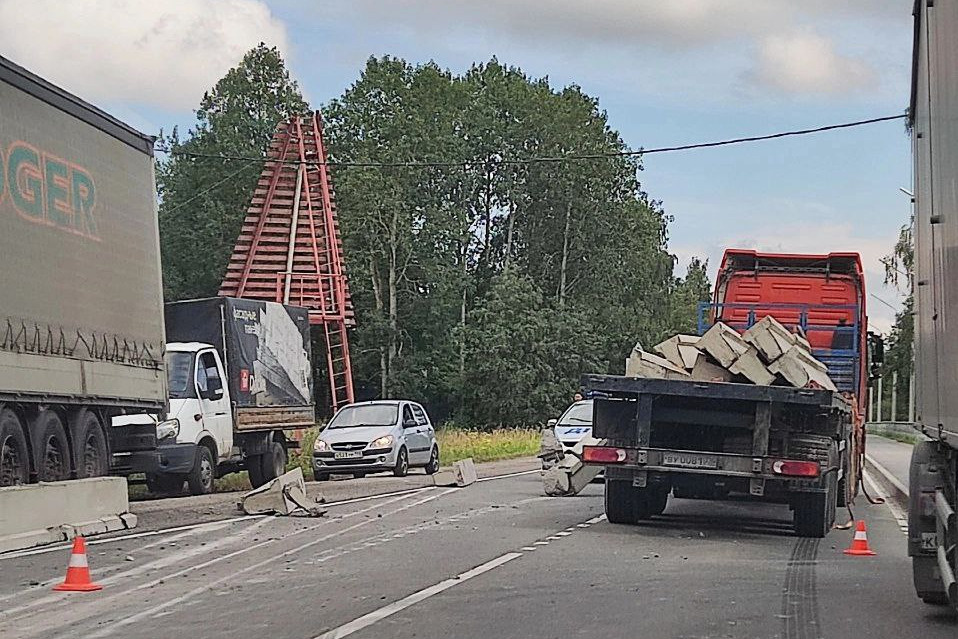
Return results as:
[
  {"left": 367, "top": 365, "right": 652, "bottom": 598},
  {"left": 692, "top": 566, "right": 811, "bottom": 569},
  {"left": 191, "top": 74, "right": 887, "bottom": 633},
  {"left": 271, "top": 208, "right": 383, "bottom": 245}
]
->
[{"left": 863, "top": 453, "right": 908, "bottom": 512}]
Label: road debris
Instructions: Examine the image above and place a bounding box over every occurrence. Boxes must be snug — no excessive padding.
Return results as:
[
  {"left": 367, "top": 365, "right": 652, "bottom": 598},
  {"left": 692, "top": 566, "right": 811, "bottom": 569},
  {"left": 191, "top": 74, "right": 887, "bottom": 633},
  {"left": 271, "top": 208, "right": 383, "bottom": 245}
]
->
[{"left": 239, "top": 468, "right": 326, "bottom": 517}]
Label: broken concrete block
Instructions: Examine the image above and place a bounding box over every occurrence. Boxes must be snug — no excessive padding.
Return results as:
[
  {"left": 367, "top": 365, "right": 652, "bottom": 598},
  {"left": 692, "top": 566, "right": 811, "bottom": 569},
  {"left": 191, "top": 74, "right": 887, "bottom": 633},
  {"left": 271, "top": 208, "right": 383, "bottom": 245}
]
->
[
  {"left": 728, "top": 347, "right": 776, "bottom": 385},
  {"left": 690, "top": 357, "right": 735, "bottom": 382},
  {"left": 626, "top": 344, "right": 692, "bottom": 379},
  {"left": 653, "top": 335, "right": 701, "bottom": 369},
  {"left": 697, "top": 322, "right": 749, "bottom": 368},
  {"left": 767, "top": 345, "right": 837, "bottom": 391},
  {"left": 241, "top": 468, "right": 326, "bottom": 517},
  {"left": 742, "top": 316, "right": 797, "bottom": 363},
  {"left": 432, "top": 458, "right": 478, "bottom": 487},
  {"left": 542, "top": 436, "right": 604, "bottom": 496}
]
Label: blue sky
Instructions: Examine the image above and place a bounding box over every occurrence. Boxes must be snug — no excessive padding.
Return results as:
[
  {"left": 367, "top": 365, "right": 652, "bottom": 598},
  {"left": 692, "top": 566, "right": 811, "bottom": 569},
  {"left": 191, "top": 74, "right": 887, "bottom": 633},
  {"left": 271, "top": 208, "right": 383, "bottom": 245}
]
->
[{"left": 0, "top": 0, "right": 914, "bottom": 330}]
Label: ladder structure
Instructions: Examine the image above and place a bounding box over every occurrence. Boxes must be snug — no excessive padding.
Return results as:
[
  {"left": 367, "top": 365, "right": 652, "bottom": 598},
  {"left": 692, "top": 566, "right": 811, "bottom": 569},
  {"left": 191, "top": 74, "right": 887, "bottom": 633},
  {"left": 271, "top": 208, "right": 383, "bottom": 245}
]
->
[{"left": 219, "top": 112, "right": 355, "bottom": 411}]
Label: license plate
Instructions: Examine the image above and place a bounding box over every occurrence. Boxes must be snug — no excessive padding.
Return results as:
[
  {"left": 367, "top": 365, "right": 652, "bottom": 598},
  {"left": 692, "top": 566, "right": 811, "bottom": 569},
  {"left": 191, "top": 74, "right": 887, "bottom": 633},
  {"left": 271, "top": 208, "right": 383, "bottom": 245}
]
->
[
  {"left": 921, "top": 532, "right": 938, "bottom": 551},
  {"left": 662, "top": 452, "right": 718, "bottom": 469},
  {"left": 334, "top": 451, "right": 363, "bottom": 460}
]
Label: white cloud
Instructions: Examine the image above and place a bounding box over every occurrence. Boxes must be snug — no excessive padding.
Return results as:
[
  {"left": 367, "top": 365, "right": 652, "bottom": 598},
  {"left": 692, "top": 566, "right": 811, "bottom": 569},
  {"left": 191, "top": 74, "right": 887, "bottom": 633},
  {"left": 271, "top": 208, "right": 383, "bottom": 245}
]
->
[
  {"left": 0, "top": 0, "right": 288, "bottom": 110},
  {"left": 347, "top": 0, "right": 780, "bottom": 48},
  {"left": 749, "top": 32, "right": 877, "bottom": 95}
]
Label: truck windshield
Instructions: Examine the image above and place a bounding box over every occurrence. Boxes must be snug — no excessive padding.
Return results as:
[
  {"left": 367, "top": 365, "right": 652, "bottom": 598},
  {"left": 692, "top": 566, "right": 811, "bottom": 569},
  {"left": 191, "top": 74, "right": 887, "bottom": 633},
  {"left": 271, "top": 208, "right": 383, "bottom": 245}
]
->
[
  {"left": 165, "top": 352, "right": 196, "bottom": 399},
  {"left": 327, "top": 404, "right": 398, "bottom": 428},
  {"left": 560, "top": 401, "right": 593, "bottom": 425}
]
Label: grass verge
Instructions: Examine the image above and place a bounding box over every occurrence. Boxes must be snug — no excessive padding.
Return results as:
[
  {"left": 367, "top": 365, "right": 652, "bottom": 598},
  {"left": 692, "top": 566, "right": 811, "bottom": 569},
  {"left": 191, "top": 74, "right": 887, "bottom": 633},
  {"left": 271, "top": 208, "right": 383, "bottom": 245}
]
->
[
  {"left": 128, "top": 426, "right": 539, "bottom": 498},
  {"left": 873, "top": 431, "right": 919, "bottom": 445},
  {"left": 436, "top": 428, "right": 540, "bottom": 466}
]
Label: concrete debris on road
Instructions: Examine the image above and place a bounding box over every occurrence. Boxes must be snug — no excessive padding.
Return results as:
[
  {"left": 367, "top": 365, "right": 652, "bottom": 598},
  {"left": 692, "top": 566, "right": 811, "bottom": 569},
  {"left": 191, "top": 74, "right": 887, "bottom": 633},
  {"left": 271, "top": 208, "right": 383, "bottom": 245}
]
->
[
  {"left": 541, "top": 436, "right": 605, "bottom": 497},
  {"left": 240, "top": 468, "right": 327, "bottom": 517},
  {"left": 432, "top": 458, "right": 478, "bottom": 487},
  {"left": 631, "top": 317, "right": 835, "bottom": 391}
]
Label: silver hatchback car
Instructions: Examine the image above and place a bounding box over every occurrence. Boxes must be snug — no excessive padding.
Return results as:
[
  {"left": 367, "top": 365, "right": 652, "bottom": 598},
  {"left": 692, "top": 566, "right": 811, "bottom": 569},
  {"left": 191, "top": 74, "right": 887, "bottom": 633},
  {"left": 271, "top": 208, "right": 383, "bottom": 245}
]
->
[{"left": 312, "top": 400, "right": 440, "bottom": 480}]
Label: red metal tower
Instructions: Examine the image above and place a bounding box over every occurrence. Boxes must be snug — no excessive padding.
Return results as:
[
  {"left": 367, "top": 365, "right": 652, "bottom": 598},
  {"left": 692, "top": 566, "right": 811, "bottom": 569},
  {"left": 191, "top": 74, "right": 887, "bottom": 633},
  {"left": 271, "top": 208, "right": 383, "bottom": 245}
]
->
[{"left": 219, "top": 112, "right": 355, "bottom": 411}]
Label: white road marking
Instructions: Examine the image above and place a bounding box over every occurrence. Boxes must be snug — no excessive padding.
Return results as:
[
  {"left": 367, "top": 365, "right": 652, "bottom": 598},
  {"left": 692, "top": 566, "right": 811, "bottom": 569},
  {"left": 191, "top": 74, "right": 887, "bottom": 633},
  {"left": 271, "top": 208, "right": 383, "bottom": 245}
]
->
[
  {"left": 2, "top": 490, "right": 431, "bottom": 622},
  {"left": 476, "top": 469, "right": 539, "bottom": 482},
  {"left": 0, "top": 486, "right": 435, "bottom": 562},
  {"left": 862, "top": 470, "right": 908, "bottom": 535},
  {"left": 85, "top": 489, "right": 459, "bottom": 638},
  {"left": 311, "top": 552, "right": 524, "bottom": 639},
  {"left": 1, "top": 469, "right": 539, "bottom": 562},
  {"left": 556, "top": 531, "right": 572, "bottom": 537},
  {"left": 310, "top": 509, "right": 602, "bottom": 639},
  {"left": 864, "top": 454, "right": 908, "bottom": 497}
]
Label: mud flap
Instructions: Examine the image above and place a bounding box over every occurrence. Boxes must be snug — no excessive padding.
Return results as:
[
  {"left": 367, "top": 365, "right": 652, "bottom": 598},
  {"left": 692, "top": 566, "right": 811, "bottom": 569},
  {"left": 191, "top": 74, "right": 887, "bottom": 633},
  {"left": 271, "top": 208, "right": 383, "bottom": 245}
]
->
[{"left": 240, "top": 467, "right": 326, "bottom": 517}]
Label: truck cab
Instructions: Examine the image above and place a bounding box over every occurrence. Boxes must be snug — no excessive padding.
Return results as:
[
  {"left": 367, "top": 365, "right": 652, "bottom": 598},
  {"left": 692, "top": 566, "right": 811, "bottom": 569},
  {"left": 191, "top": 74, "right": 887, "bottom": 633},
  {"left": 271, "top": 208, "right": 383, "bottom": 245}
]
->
[
  {"left": 150, "top": 343, "right": 234, "bottom": 494},
  {"left": 145, "top": 297, "right": 315, "bottom": 496}
]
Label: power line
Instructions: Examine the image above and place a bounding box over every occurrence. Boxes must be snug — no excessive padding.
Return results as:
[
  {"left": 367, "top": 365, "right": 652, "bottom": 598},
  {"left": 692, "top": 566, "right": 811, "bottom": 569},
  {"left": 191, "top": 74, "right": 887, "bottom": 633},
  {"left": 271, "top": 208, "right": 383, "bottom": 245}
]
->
[
  {"left": 163, "top": 159, "right": 258, "bottom": 214},
  {"left": 154, "top": 113, "right": 906, "bottom": 169}
]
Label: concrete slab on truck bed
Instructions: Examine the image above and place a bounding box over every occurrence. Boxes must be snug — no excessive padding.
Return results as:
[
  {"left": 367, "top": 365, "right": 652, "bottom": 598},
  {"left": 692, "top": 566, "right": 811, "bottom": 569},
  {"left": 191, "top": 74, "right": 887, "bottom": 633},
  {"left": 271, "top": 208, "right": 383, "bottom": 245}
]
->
[{"left": 0, "top": 478, "right": 136, "bottom": 554}]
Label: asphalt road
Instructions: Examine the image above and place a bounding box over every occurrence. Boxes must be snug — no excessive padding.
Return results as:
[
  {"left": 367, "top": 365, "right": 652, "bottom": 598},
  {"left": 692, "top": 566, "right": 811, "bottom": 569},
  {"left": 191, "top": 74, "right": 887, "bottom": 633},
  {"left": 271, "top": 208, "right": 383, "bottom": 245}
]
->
[{"left": 1, "top": 467, "right": 955, "bottom": 639}]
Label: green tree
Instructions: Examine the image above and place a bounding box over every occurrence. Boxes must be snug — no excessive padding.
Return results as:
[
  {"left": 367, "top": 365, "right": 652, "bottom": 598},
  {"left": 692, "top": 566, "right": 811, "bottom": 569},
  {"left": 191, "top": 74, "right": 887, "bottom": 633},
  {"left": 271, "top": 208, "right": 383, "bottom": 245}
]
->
[
  {"left": 669, "top": 257, "right": 712, "bottom": 334},
  {"left": 157, "top": 44, "right": 308, "bottom": 300},
  {"left": 880, "top": 221, "right": 915, "bottom": 419},
  {"left": 324, "top": 56, "right": 677, "bottom": 423},
  {"left": 459, "top": 273, "right": 600, "bottom": 426}
]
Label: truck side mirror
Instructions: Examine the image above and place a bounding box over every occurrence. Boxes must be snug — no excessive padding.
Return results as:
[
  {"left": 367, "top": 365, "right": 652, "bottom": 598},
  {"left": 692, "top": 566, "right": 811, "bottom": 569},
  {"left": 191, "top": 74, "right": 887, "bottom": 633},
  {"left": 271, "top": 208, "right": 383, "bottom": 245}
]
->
[{"left": 867, "top": 332, "right": 885, "bottom": 380}]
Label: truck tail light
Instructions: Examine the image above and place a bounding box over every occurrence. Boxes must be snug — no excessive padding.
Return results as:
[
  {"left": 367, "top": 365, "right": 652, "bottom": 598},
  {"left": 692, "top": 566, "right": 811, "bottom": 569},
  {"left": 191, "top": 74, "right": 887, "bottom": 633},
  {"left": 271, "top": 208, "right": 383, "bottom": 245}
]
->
[
  {"left": 772, "top": 460, "right": 820, "bottom": 477},
  {"left": 583, "top": 446, "right": 627, "bottom": 464}
]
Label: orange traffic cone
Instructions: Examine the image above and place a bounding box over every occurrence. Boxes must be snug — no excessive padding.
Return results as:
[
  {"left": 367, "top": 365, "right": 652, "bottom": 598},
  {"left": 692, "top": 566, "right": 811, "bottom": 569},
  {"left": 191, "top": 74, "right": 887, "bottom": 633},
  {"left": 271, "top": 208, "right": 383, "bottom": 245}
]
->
[
  {"left": 53, "top": 536, "right": 102, "bottom": 591},
  {"left": 843, "top": 520, "right": 877, "bottom": 556}
]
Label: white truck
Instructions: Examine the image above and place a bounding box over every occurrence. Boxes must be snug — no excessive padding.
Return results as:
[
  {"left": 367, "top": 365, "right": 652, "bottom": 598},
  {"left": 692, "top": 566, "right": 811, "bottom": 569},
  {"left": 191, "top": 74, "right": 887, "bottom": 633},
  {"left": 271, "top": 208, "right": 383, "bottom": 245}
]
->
[{"left": 139, "top": 297, "right": 315, "bottom": 495}]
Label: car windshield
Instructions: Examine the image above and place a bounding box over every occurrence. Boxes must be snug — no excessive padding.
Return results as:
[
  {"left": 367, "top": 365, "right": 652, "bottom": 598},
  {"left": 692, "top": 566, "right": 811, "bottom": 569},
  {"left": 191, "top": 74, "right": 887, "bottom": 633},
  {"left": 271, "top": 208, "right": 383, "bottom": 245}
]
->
[
  {"left": 327, "top": 404, "right": 398, "bottom": 428},
  {"left": 165, "top": 351, "right": 195, "bottom": 400},
  {"left": 559, "top": 401, "right": 593, "bottom": 425}
]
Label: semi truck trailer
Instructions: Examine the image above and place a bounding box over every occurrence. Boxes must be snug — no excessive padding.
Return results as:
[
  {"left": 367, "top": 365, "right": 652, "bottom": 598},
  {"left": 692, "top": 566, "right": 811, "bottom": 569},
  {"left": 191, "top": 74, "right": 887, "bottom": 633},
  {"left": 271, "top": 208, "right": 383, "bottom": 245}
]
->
[
  {"left": 0, "top": 54, "right": 166, "bottom": 487},
  {"left": 907, "top": 0, "right": 958, "bottom": 608}
]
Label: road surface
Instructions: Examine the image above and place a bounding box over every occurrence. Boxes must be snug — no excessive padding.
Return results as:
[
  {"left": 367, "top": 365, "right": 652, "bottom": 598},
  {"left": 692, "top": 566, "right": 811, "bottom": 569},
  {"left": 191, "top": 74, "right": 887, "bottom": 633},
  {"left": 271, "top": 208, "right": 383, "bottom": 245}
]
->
[
  {"left": 1, "top": 466, "right": 954, "bottom": 638},
  {"left": 866, "top": 435, "right": 914, "bottom": 490}
]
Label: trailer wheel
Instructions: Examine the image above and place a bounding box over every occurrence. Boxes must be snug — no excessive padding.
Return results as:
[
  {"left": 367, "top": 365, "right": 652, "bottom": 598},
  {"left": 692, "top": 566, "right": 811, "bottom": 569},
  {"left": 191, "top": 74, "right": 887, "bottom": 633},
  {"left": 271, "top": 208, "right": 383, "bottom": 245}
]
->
[
  {"left": 0, "top": 409, "right": 29, "bottom": 486},
  {"left": 35, "top": 411, "right": 71, "bottom": 482},
  {"left": 187, "top": 445, "right": 215, "bottom": 495},
  {"left": 74, "top": 412, "right": 108, "bottom": 479},
  {"left": 605, "top": 480, "right": 637, "bottom": 524}
]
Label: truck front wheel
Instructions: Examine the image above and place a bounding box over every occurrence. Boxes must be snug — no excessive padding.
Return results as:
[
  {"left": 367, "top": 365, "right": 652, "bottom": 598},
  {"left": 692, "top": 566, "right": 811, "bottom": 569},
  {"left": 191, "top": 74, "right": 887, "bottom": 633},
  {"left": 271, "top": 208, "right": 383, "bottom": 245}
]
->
[{"left": 187, "top": 446, "right": 215, "bottom": 495}]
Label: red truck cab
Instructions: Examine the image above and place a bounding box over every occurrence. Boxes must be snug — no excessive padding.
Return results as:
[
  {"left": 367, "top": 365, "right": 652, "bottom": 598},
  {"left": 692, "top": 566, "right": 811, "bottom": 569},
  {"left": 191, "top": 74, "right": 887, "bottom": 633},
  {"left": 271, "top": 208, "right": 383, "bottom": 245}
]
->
[{"left": 703, "top": 249, "right": 868, "bottom": 414}]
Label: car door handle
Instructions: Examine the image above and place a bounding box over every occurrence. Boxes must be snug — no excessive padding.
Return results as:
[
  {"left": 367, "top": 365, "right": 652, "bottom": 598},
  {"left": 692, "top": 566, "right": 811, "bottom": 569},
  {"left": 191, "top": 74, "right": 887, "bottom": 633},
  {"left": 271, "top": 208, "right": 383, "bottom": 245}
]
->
[{"left": 214, "top": 412, "right": 228, "bottom": 416}]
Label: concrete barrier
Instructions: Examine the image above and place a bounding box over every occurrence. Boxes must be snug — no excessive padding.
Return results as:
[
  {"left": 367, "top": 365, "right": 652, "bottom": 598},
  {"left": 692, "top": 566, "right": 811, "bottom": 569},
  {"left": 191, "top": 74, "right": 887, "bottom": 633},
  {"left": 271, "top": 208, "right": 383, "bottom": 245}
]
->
[{"left": 0, "top": 477, "right": 137, "bottom": 554}]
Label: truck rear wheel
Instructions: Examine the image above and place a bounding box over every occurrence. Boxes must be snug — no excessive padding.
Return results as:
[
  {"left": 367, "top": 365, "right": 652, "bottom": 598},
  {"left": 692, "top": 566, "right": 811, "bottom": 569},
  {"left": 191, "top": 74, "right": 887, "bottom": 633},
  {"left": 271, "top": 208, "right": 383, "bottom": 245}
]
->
[
  {"left": 0, "top": 409, "right": 29, "bottom": 486},
  {"left": 261, "top": 441, "right": 287, "bottom": 484},
  {"left": 35, "top": 411, "right": 71, "bottom": 482},
  {"left": 187, "top": 446, "right": 215, "bottom": 495},
  {"left": 794, "top": 475, "right": 836, "bottom": 538},
  {"left": 605, "top": 480, "right": 636, "bottom": 524}
]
